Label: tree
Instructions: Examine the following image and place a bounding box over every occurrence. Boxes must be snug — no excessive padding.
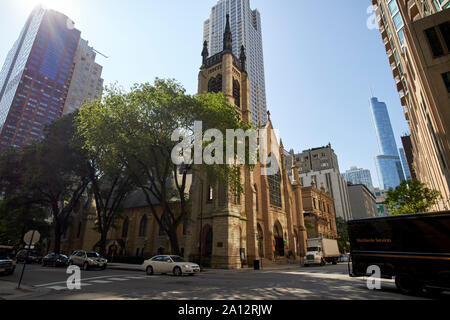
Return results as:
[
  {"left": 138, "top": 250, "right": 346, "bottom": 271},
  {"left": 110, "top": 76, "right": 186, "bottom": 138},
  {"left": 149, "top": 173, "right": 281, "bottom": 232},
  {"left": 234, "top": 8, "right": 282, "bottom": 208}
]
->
[
  {"left": 76, "top": 79, "right": 250, "bottom": 256},
  {"left": 335, "top": 217, "right": 350, "bottom": 253},
  {"left": 0, "top": 149, "right": 51, "bottom": 247},
  {"left": 22, "top": 114, "right": 91, "bottom": 253},
  {"left": 384, "top": 179, "right": 442, "bottom": 215}
]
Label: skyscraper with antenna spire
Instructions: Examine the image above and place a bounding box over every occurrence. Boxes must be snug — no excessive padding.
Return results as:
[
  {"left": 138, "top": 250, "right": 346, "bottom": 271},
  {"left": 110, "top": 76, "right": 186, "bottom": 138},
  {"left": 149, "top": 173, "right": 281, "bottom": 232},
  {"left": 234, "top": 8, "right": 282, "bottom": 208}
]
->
[{"left": 370, "top": 96, "right": 405, "bottom": 190}]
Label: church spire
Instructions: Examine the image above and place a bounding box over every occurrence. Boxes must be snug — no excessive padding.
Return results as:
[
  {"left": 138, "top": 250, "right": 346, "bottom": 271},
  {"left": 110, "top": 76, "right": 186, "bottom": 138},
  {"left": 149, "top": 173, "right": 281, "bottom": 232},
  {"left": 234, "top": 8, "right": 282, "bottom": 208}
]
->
[
  {"left": 223, "top": 14, "right": 232, "bottom": 52},
  {"left": 202, "top": 40, "right": 209, "bottom": 66}
]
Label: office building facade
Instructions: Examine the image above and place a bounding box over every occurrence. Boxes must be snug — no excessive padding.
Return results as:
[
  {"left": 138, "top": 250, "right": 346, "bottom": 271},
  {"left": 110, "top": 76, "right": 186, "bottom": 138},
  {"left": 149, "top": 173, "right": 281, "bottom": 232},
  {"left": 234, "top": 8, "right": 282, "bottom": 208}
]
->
[
  {"left": 399, "top": 147, "right": 412, "bottom": 180},
  {"left": 343, "top": 166, "right": 374, "bottom": 189},
  {"left": 63, "top": 39, "right": 103, "bottom": 115},
  {"left": 371, "top": 0, "right": 450, "bottom": 209},
  {"left": 295, "top": 144, "right": 353, "bottom": 221},
  {"left": 370, "top": 97, "right": 405, "bottom": 189},
  {"left": 0, "top": 7, "right": 80, "bottom": 151},
  {"left": 204, "top": 0, "right": 267, "bottom": 126},
  {"left": 401, "top": 134, "right": 417, "bottom": 179},
  {"left": 347, "top": 183, "right": 378, "bottom": 219}
]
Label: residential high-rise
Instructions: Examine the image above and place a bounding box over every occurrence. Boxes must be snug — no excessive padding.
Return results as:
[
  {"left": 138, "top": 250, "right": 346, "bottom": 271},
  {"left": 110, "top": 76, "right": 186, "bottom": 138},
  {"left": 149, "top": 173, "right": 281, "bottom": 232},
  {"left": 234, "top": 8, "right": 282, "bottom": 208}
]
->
[
  {"left": 295, "top": 144, "right": 353, "bottom": 221},
  {"left": 399, "top": 147, "right": 412, "bottom": 180},
  {"left": 63, "top": 39, "right": 104, "bottom": 115},
  {"left": 370, "top": 97, "right": 405, "bottom": 190},
  {"left": 343, "top": 166, "right": 374, "bottom": 189},
  {"left": 204, "top": 0, "right": 267, "bottom": 126},
  {"left": 401, "top": 134, "right": 416, "bottom": 179},
  {"left": 0, "top": 6, "right": 103, "bottom": 152},
  {"left": 371, "top": 0, "right": 450, "bottom": 210}
]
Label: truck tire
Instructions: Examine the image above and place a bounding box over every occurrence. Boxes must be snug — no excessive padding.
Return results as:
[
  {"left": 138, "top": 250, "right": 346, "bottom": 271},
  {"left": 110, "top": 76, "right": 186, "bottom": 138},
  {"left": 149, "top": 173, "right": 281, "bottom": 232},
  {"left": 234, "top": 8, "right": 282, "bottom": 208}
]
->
[
  {"left": 320, "top": 259, "right": 326, "bottom": 266},
  {"left": 332, "top": 258, "right": 338, "bottom": 265},
  {"left": 395, "top": 275, "right": 422, "bottom": 295}
]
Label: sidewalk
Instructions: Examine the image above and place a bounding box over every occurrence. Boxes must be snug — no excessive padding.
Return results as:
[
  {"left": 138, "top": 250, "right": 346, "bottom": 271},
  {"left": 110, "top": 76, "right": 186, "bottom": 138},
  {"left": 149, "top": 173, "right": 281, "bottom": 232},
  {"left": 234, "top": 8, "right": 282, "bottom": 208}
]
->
[
  {"left": 0, "top": 279, "right": 49, "bottom": 300},
  {"left": 107, "top": 262, "right": 303, "bottom": 273}
]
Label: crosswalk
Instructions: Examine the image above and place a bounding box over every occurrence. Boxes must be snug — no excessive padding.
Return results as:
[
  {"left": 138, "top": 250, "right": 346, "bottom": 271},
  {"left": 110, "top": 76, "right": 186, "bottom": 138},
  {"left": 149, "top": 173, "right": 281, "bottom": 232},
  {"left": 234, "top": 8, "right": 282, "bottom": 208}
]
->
[{"left": 37, "top": 274, "right": 150, "bottom": 291}]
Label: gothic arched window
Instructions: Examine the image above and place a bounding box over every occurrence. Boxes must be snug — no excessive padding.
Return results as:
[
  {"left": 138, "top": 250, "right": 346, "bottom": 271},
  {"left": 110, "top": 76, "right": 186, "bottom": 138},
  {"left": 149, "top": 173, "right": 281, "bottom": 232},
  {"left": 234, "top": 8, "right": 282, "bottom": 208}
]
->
[
  {"left": 267, "top": 154, "right": 282, "bottom": 208},
  {"left": 208, "top": 74, "right": 222, "bottom": 93},
  {"left": 139, "top": 215, "right": 147, "bottom": 237},
  {"left": 233, "top": 79, "right": 240, "bottom": 107}
]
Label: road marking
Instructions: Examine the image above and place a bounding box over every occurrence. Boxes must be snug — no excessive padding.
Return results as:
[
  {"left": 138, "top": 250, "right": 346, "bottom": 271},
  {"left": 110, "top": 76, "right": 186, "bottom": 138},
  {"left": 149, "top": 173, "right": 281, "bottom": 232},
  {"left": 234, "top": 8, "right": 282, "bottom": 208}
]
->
[
  {"left": 34, "top": 274, "right": 136, "bottom": 287},
  {"left": 125, "top": 276, "right": 147, "bottom": 280},
  {"left": 107, "top": 278, "right": 130, "bottom": 281},
  {"left": 90, "top": 280, "right": 113, "bottom": 284},
  {"left": 46, "top": 286, "right": 67, "bottom": 291}
]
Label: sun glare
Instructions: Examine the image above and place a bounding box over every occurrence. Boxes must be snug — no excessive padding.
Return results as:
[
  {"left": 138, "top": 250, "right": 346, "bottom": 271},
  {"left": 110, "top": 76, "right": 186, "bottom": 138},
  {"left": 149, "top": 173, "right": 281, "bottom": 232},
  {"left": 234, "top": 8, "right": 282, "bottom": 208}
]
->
[{"left": 14, "top": 0, "right": 82, "bottom": 25}]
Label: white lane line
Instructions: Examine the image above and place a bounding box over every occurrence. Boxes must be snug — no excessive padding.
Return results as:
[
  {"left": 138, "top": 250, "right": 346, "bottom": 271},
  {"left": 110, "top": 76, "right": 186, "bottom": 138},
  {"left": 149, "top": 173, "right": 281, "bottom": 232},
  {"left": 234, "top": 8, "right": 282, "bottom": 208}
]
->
[
  {"left": 107, "top": 278, "right": 130, "bottom": 281},
  {"left": 90, "top": 280, "right": 113, "bottom": 284},
  {"left": 34, "top": 274, "right": 136, "bottom": 287},
  {"left": 125, "top": 276, "right": 147, "bottom": 280}
]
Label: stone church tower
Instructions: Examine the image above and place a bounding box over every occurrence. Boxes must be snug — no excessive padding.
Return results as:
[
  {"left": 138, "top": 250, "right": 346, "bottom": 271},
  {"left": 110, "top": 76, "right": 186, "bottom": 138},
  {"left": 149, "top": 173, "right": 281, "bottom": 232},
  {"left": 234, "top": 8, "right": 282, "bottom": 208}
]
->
[{"left": 184, "top": 15, "right": 307, "bottom": 269}]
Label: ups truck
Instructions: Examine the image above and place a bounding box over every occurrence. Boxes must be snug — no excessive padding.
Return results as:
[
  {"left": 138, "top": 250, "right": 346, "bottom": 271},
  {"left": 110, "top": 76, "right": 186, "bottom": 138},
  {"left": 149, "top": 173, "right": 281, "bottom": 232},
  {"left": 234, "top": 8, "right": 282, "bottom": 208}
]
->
[{"left": 348, "top": 212, "right": 450, "bottom": 295}]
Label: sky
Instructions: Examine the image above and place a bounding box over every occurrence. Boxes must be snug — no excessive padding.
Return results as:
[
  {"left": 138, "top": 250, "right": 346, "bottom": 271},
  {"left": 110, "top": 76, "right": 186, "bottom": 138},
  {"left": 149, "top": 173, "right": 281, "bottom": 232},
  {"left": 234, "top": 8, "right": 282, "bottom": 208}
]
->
[{"left": 0, "top": 0, "right": 410, "bottom": 188}]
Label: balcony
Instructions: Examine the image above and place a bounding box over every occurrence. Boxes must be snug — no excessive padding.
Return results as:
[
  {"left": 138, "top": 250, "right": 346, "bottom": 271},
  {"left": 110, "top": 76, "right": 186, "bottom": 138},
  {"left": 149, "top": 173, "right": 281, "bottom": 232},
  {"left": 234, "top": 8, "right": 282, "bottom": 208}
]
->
[{"left": 391, "top": 63, "right": 400, "bottom": 77}]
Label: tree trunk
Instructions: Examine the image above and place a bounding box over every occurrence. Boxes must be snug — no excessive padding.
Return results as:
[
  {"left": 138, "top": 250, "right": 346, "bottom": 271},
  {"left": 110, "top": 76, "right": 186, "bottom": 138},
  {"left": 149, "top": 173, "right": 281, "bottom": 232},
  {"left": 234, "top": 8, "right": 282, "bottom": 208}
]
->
[
  {"left": 168, "top": 228, "right": 181, "bottom": 256},
  {"left": 53, "top": 224, "right": 61, "bottom": 254},
  {"left": 98, "top": 231, "right": 108, "bottom": 256}
]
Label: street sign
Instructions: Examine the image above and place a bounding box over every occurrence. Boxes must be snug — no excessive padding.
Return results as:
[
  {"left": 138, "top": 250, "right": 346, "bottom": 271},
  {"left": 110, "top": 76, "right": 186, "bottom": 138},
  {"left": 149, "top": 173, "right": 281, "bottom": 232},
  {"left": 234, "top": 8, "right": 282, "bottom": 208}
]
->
[{"left": 23, "top": 230, "right": 40, "bottom": 245}]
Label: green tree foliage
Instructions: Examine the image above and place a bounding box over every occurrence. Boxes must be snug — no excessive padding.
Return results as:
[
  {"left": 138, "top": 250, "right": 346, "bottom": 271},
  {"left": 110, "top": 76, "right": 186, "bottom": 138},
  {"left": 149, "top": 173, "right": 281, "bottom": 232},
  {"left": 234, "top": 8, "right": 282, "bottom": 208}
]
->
[
  {"left": 335, "top": 217, "right": 350, "bottom": 253},
  {"left": 76, "top": 79, "right": 250, "bottom": 255},
  {"left": 384, "top": 179, "right": 442, "bottom": 215}
]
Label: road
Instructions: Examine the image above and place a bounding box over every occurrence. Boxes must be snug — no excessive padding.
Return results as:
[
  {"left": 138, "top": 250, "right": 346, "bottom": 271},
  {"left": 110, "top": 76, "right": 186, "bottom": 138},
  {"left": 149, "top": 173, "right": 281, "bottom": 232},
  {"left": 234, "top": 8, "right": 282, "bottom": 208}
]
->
[{"left": 0, "top": 263, "right": 446, "bottom": 300}]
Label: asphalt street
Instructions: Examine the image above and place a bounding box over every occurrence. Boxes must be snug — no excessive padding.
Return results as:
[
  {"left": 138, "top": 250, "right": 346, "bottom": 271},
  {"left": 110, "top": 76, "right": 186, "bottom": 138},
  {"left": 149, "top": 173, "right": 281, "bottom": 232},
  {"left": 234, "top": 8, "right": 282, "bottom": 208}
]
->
[{"left": 0, "top": 263, "right": 447, "bottom": 300}]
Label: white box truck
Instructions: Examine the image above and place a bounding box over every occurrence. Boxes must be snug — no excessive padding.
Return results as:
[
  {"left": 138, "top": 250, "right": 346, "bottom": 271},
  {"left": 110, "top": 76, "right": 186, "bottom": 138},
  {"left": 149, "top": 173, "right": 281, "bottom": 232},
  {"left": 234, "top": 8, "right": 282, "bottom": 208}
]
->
[{"left": 304, "top": 238, "right": 340, "bottom": 266}]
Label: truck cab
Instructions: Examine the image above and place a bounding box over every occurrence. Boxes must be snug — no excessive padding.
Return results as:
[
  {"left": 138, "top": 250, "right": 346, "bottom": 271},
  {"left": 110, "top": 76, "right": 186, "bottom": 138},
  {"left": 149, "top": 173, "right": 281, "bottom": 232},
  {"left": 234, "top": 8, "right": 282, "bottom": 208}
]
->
[{"left": 304, "top": 238, "right": 340, "bottom": 266}]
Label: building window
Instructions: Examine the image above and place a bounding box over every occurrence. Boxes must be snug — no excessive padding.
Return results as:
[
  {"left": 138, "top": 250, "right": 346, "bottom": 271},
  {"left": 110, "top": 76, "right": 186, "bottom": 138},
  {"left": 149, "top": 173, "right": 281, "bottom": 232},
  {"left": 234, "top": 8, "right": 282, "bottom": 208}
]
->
[
  {"left": 208, "top": 74, "right": 222, "bottom": 93},
  {"left": 438, "top": 22, "right": 450, "bottom": 52},
  {"left": 139, "top": 215, "right": 147, "bottom": 237},
  {"left": 267, "top": 156, "right": 282, "bottom": 208},
  {"left": 233, "top": 79, "right": 240, "bottom": 107},
  {"left": 442, "top": 72, "right": 450, "bottom": 93},
  {"left": 424, "top": 27, "right": 444, "bottom": 57}
]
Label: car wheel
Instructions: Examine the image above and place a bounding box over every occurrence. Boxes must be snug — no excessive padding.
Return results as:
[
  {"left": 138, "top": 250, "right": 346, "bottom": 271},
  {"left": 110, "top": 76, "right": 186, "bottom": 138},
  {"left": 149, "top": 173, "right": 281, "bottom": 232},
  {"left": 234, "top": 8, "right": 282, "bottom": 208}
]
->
[
  {"left": 332, "top": 259, "right": 338, "bottom": 265},
  {"left": 83, "top": 262, "right": 89, "bottom": 271},
  {"left": 146, "top": 266, "right": 154, "bottom": 276},
  {"left": 173, "top": 267, "right": 182, "bottom": 277},
  {"left": 395, "top": 275, "right": 422, "bottom": 296}
]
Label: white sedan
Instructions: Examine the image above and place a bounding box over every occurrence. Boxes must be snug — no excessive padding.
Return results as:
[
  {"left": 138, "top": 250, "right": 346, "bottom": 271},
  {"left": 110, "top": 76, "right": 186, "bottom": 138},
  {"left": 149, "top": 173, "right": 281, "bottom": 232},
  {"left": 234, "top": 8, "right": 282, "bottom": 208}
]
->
[{"left": 142, "top": 255, "right": 200, "bottom": 276}]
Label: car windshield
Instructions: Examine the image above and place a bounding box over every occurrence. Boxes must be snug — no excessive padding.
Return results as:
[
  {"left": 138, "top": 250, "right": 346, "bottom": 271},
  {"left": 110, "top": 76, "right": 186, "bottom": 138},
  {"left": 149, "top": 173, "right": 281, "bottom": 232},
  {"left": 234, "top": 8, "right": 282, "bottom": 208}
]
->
[
  {"left": 307, "top": 247, "right": 320, "bottom": 252},
  {"left": 171, "top": 256, "right": 185, "bottom": 262},
  {"left": 86, "top": 252, "right": 100, "bottom": 258},
  {"left": 58, "top": 254, "right": 68, "bottom": 259}
]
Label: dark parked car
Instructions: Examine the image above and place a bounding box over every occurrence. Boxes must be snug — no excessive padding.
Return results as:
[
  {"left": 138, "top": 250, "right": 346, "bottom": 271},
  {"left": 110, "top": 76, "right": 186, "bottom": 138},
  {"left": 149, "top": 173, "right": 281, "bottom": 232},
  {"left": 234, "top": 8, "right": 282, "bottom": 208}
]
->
[
  {"left": 16, "top": 250, "right": 43, "bottom": 264},
  {"left": 42, "top": 253, "right": 69, "bottom": 267},
  {"left": 0, "top": 246, "right": 16, "bottom": 276}
]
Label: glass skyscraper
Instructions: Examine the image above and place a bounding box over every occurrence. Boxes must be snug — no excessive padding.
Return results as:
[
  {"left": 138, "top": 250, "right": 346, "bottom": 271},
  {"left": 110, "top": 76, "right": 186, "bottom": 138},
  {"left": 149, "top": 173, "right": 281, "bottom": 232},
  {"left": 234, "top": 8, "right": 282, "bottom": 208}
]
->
[
  {"left": 0, "top": 6, "right": 81, "bottom": 151},
  {"left": 343, "top": 166, "right": 374, "bottom": 189},
  {"left": 204, "top": 0, "right": 267, "bottom": 126},
  {"left": 370, "top": 97, "right": 405, "bottom": 190}
]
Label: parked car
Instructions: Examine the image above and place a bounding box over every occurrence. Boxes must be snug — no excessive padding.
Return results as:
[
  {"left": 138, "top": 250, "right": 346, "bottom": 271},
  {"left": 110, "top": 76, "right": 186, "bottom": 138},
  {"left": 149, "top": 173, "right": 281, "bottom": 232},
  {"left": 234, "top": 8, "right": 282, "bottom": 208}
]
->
[
  {"left": 142, "top": 255, "right": 200, "bottom": 276},
  {"left": 339, "top": 254, "right": 349, "bottom": 262},
  {"left": 16, "top": 250, "right": 42, "bottom": 264},
  {"left": 0, "top": 246, "right": 16, "bottom": 276},
  {"left": 69, "top": 250, "right": 107, "bottom": 270},
  {"left": 42, "top": 253, "right": 69, "bottom": 267}
]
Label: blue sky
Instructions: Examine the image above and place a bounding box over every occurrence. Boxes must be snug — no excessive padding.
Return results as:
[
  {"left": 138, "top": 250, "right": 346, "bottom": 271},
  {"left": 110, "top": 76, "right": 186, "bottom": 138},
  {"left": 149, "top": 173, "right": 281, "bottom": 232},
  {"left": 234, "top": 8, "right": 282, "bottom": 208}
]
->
[{"left": 0, "top": 0, "right": 410, "bottom": 188}]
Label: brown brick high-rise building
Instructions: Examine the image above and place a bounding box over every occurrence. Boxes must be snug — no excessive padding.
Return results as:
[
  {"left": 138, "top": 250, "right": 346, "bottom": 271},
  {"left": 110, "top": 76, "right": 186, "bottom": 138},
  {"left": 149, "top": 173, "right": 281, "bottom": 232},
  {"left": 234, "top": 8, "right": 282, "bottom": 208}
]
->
[{"left": 371, "top": 0, "right": 450, "bottom": 209}]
